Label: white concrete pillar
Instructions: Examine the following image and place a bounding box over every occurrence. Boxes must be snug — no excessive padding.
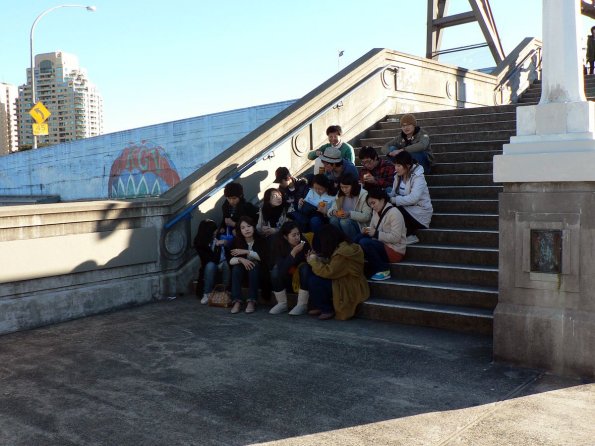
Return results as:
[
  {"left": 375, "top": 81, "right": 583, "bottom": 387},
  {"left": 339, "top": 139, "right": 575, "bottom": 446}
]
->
[
  {"left": 493, "top": 0, "right": 595, "bottom": 182},
  {"left": 540, "top": 0, "right": 586, "bottom": 104}
]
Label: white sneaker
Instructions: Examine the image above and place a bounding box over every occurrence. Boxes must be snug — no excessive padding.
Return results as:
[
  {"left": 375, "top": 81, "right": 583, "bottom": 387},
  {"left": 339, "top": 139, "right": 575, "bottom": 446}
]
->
[
  {"left": 406, "top": 235, "right": 419, "bottom": 245},
  {"left": 200, "top": 294, "right": 209, "bottom": 305}
]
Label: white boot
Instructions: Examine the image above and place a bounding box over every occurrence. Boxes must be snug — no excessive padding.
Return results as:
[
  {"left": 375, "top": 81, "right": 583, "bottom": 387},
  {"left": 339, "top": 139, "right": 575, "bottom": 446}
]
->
[
  {"left": 200, "top": 293, "right": 209, "bottom": 305},
  {"left": 289, "top": 289, "right": 309, "bottom": 316},
  {"left": 269, "top": 290, "right": 288, "bottom": 314}
]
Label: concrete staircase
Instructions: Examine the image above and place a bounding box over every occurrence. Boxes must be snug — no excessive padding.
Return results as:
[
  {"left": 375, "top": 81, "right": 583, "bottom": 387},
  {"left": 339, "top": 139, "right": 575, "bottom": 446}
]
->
[
  {"left": 353, "top": 104, "right": 517, "bottom": 335},
  {"left": 350, "top": 76, "right": 595, "bottom": 335}
]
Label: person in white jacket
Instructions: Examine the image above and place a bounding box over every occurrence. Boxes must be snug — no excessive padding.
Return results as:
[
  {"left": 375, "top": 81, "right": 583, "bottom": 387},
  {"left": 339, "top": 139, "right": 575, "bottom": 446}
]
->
[{"left": 389, "top": 151, "right": 433, "bottom": 245}]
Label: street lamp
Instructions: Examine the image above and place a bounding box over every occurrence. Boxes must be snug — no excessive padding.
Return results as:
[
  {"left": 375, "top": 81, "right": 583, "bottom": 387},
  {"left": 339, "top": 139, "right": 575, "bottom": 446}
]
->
[{"left": 29, "top": 4, "right": 96, "bottom": 149}]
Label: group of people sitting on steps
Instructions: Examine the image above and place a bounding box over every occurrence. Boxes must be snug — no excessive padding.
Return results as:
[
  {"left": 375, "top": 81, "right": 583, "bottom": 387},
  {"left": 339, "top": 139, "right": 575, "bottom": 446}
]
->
[{"left": 194, "top": 117, "right": 433, "bottom": 320}]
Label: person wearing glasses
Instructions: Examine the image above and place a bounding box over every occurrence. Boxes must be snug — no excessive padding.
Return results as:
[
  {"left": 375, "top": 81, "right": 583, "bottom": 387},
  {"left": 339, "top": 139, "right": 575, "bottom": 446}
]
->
[
  {"left": 382, "top": 114, "right": 433, "bottom": 174},
  {"left": 358, "top": 146, "right": 395, "bottom": 193}
]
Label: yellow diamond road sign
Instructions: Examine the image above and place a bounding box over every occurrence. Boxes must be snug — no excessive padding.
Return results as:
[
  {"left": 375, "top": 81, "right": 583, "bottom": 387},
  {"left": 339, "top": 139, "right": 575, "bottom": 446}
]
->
[
  {"left": 32, "top": 123, "right": 49, "bottom": 136},
  {"left": 29, "top": 101, "right": 51, "bottom": 124}
]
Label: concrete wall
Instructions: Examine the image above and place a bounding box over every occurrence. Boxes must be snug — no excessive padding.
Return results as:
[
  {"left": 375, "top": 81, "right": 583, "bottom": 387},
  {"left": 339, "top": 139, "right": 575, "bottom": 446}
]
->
[{"left": 0, "top": 100, "right": 294, "bottom": 201}]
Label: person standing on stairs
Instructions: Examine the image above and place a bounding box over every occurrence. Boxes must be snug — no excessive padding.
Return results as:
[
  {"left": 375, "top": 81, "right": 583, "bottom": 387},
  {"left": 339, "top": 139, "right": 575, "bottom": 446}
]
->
[
  {"left": 355, "top": 188, "right": 406, "bottom": 281},
  {"left": 382, "top": 114, "right": 433, "bottom": 174},
  {"left": 586, "top": 26, "right": 595, "bottom": 75},
  {"left": 268, "top": 222, "right": 311, "bottom": 316},
  {"left": 389, "top": 151, "right": 433, "bottom": 245}
]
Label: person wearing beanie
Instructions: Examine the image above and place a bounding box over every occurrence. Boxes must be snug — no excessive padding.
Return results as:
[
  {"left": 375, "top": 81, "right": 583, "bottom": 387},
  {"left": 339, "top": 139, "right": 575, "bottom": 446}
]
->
[
  {"left": 381, "top": 113, "right": 433, "bottom": 174},
  {"left": 307, "top": 125, "right": 355, "bottom": 175}
]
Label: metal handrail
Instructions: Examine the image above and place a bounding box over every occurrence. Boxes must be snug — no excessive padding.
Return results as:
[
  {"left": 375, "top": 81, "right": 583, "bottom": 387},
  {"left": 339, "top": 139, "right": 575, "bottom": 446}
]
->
[{"left": 163, "top": 63, "right": 397, "bottom": 230}]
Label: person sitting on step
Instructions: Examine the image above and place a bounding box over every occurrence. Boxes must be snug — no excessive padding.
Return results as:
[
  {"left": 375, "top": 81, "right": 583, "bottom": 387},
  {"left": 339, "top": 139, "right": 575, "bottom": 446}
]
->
[
  {"left": 256, "top": 188, "right": 289, "bottom": 240},
  {"left": 388, "top": 150, "right": 433, "bottom": 246},
  {"left": 358, "top": 146, "right": 396, "bottom": 192},
  {"left": 328, "top": 173, "right": 372, "bottom": 239},
  {"left": 306, "top": 224, "right": 369, "bottom": 320},
  {"left": 293, "top": 174, "right": 336, "bottom": 234},
  {"left": 319, "top": 147, "right": 359, "bottom": 193},
  {"left": 193, "top": 219, "right": 231, "bottom": 304},
  {"left": 228, "top": 216, "right": 268, "bottom": 314},
  {"left": 219, "top": 182, "right": 259, "bottom": 235},
  {"left": 382, "top": 113, "right": 433, "bottom": 174},
  {"left": 307, "top": 124, "right": 355, "bottom": 175},
  {"left": 355, "top": 188, "right": 406, "bottom": 281},
  {"left": 268, "top": 222, "right": 311, "bottom": 316},
  {"left": 273, "top": 166, "right": 309, "bottom": 216}
]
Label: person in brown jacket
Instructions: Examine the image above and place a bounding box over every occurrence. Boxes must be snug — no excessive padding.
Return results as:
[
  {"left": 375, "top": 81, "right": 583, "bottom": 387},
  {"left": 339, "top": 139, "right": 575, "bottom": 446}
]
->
[{"left": 306, "top": 224, "right": 369, "bottom": 320}]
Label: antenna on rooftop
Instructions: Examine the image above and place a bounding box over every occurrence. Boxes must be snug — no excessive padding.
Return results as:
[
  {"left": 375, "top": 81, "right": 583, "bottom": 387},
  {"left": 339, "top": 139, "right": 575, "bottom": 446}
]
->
[{"left": 337, "top": 50, "right": 344, "bottom": 72}]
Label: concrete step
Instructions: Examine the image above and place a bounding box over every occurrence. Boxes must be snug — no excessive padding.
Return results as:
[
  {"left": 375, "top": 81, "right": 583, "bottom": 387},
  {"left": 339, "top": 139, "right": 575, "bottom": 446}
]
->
[
  {"left": 431, "top": 130, "right": 515, "bottom": 144},
  {"left": 428, "top": 185, "right": 502, "bottom": 199},
  {"left": 430, "top": 212, "right": 499, "bottom": 230},
  {"left": 368, "top": 278, "right": 497, "bottom": 309},
  {"left": 431, "top": 161, "right": 493, "bottom": 175},
  {"left": 387, "top": 104, "right": 517, "bottom": 120},
  {"left": 359, "top": 298, "right": 493, "bottom": 335},
  {"left": 431, "top": 198, "right": 498, "bottom": 213},
  {"left": 360, "top": 131, "right": 513, "bottom": 147},
  {"left": 378, "top": 113, "right": 517, "bottom": 129},
  {"left": 371, "top": 121, "right": 516, "bottom": 137},
  {"left": 433, "top": 150, "right": 501, "bottom": 163},
  {"left": 427, "top": 174, "right": 495, "bottom": 187},
  {"left": 388, "top": 261, "right": 498, "bottom": 288},
  {"left": 418, "top": 228, "right": 499, "bottom": 248},
  {"left": 405, "top": 244, "right": 498, "bottom": 266},
  {"left": 432, "top": 141, "right": 507, "bottom": 153}
]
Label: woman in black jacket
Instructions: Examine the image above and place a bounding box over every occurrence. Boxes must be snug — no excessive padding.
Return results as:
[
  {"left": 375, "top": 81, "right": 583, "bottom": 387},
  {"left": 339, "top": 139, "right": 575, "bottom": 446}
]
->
[{"left": 194, "top": 219, "right": 231, "bottom": 304}]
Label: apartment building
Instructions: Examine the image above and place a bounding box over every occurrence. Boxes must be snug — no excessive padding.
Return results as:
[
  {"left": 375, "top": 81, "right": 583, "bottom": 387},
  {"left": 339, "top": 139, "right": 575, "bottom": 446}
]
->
[
  {"left": 18, "top": 51, "right": 103, "bottom": 149},
  {"left": 0, "top": 82, "right": 19, "bottom": 155}
]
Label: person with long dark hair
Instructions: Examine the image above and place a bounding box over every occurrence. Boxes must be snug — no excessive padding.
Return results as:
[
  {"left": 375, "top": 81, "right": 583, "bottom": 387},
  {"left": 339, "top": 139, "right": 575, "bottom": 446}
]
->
[
  {"left": 228, "top": 216, "right": 268, "bottom": 314},
  {"left": 268, "top": 221, "right": 311, "bottom": 316},
  {"left": 293, "top": 174, "right": 336, "bottom": 233},
  {"left": 193, "top": 219, "right": 231, "bottom": 304},
  {"left": 256, "top": 188, "right": 289, "bottom": 239},
  {"left": 328, "top": 173, "right": 372, "bottom": 239},
  {"left": 357, "top": 188, "right": 406, "bottom": 281},
  {"left": 389, "top": 150, "right": 433, "bottom": 245},
  {"left": 306, "top": 224, "right": 369, "bottom": 320}
]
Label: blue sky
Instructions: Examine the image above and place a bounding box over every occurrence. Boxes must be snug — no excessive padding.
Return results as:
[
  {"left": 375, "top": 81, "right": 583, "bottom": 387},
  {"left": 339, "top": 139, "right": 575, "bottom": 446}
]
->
[{"left": 1, "top": 1, "right": 592, "bottom": 133}]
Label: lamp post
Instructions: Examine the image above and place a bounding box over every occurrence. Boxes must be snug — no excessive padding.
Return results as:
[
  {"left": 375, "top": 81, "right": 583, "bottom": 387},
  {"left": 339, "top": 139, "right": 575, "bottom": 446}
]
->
[{"left": 30, "top": 4, "right": 96, "bottom": 149}]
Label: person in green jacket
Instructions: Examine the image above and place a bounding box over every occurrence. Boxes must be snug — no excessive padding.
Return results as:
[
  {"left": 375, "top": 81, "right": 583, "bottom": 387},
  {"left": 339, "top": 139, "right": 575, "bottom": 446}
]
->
[
  {"left": 307, "top": 125, "right": 355, "bottom": 171},
  {"left": 586, "top": 26, "right": 595, "bottom": 75},
  {"left": 306, "top": 224, "right": 369, "bottom": 320}
]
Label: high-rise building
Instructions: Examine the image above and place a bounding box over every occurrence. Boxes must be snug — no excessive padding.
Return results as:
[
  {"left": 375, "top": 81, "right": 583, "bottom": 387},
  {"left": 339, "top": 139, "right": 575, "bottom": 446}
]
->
[
  {"left": 0, "top": 82, "right": 19, "bottom": 155},
  {"left": 18, "top": 51, "right": 103, "bottom": 149}
]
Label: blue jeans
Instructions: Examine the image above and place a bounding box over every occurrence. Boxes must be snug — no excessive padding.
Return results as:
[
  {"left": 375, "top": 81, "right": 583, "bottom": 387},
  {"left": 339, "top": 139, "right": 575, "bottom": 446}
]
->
[
  {"left": 270, "top": 263, "right": 310, "bottom": 292},
  {"left": 389, "top": 146, "right": 431, "bottom": 174},
  {"left": 307, "top": 272, "right": 334, "bottom": 313},
  {"left": 354, "top": 234, "right": 389, "bottom": 275},
  {"left": 203, "top": 261, "right": 231, "bottom": 294},
  {"left": 309, "top": 215, "right": 326, "bottom": 234},
  {"left": 329, "top": 216, "right": 360, "bottom": 240},
  {"left": 231, "top": 263, "right": 261, "bottom": 303}
]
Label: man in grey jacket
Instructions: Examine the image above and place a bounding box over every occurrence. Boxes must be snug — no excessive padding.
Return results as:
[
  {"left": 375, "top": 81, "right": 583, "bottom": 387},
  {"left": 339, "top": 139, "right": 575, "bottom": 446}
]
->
[{"left": 382, "top": 114, "right": 433, "bottom": 174}]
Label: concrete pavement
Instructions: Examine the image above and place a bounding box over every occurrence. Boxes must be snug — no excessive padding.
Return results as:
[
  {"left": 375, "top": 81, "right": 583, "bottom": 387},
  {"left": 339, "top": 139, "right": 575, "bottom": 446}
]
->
[{"left": 0, "top": 297, "right": 593, "bottom": 446}]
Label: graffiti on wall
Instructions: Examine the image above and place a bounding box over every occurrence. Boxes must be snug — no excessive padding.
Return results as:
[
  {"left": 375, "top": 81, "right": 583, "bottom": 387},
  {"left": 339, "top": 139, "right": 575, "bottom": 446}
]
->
[{"left": 108, "top": 140, "right": 181, "bottom": 199}]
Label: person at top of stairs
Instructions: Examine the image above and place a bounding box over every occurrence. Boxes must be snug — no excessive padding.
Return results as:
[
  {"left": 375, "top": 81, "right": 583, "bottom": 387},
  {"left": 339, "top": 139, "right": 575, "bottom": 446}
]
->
[
  {"left": 381, "top": 113, "right": 433, "bottom": 174},
  {"left": 586, "top": 25, "right": 595, "bottom": 75},
  {"left": 388, "top": 151, "right": 433, "bottom": 246},
  {"left": 307, "top": 125, "right": 355, "bottom": 175},
  {"left": 355, "top": 188, "right": 406, "bottom": 281}
]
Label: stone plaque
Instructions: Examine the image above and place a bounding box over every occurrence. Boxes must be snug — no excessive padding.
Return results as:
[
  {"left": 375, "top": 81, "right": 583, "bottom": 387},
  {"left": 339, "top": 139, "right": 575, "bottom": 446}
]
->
[{"left": 530, "top": 229, "right": 562, "bottom": 274}]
